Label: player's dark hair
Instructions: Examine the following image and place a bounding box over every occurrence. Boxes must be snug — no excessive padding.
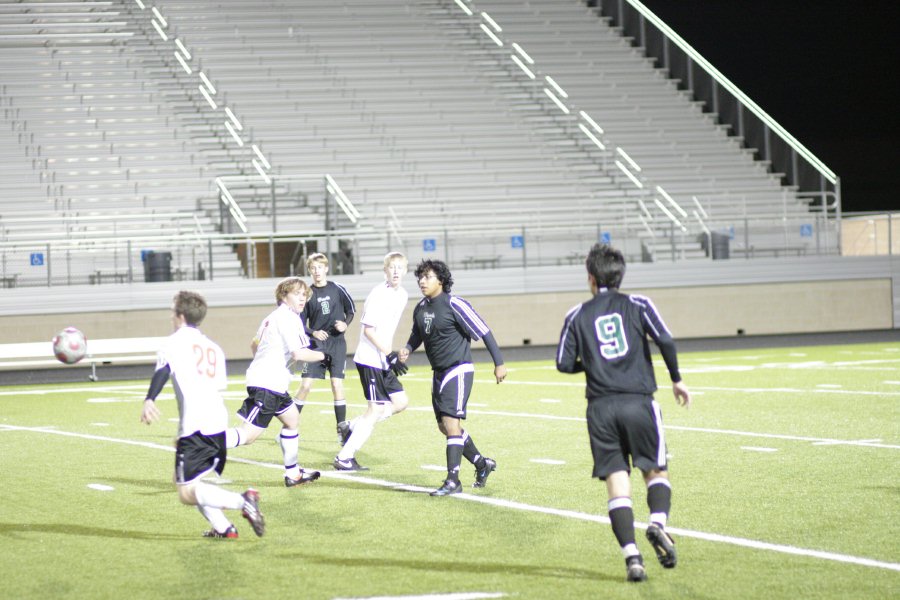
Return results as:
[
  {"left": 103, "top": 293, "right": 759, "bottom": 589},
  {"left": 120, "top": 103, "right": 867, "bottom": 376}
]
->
[
  {"left": 415, "top": 259, "right": 453, "bottom": 292},
  {"left": 586, "top": 243, "right": 626, "bottom": 289},
  {"left": 173, "top": 290, "right": 207, "bottom": 326}
]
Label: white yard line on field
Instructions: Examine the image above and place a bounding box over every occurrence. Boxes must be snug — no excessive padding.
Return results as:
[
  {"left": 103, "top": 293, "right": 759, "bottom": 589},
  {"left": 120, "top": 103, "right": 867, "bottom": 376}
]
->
[
  {"left": 2, "top": 424, "right": 898, "bottom": 573},
  {"left": 333, "top": 593, "right": 504, "bottom": 600}
]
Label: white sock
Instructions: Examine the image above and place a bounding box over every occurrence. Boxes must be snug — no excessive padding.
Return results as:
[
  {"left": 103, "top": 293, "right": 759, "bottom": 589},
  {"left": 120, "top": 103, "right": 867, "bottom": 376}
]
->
[
  {"left": 197, "top": 505, "right": 232, "bottom": 533},
  {"left": 225, "top": 428, "right": 241, "bottom": 449},
  {"left": 337, "top": 418, "right": 374, "bottom": 460},
  {"left": 621, "top": 543, "right": 641, "bottom": 559},
  {"left": 194, "top": 482, "right": 244, "bottom": 510},
  {"left": 279, "top": 428, "right": 300, "bottom": 474}
]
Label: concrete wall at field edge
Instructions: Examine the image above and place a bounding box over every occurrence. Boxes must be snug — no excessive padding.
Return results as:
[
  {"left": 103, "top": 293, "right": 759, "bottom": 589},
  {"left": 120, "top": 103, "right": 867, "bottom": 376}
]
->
[{"left": 0, "top": 278, "right": 891, "bottom": 362}]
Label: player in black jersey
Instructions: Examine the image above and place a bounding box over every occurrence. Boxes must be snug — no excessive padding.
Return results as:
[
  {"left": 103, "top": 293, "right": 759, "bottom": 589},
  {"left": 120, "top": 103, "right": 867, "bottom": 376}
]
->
[
  {"left": 556, "top": 243, "right": 691, "bottom": 583},
  {"left": 292, "top": 253, "right": 356, "bottom": 435},
  {"left": 400, "top": 259, "right": 507, "bottom": 496}
]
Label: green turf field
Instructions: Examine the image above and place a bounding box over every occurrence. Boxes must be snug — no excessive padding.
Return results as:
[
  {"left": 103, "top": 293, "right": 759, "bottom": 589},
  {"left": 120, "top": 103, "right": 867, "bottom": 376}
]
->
[{"left": 1, "top": 341, "right": 898, "bottom": 599}]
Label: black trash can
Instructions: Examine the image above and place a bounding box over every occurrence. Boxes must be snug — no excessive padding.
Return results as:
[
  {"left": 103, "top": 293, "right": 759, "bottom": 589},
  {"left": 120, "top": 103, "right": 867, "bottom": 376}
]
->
[
  {"left": 144, "top": 251, "right": 173, "bottom": 282},
  {"left": 699, "top": 232, "right": 730, "bottom": 260}
]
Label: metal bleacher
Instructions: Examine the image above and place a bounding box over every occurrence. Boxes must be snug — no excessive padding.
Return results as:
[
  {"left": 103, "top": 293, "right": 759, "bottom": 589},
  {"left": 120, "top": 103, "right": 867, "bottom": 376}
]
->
[{"left": 0, "top": 0, "right": 836, "bottom": 285}]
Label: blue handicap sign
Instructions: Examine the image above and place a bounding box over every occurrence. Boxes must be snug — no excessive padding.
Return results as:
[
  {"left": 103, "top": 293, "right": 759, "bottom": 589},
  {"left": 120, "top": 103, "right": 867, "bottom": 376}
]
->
[
  {"left": 727, "top": 225, "right": 735, "bottom": 240},
  {"left": 511, "top": 235, "right": 524, "bottom": 249},
  {"left": 422, "top": 238, "right": 436, "bottom": 252},
  {"left": 600, "top": 231, "right": 611, "bottom": 244},
  {"left": 800, "top": 224, "right": 813, "bottom": 238},
  {"left": 141, "top": 249, "right": 153, "bottom": 262},
  {"left": 30, "top": 252, "right": 44, "bottom": 266}
]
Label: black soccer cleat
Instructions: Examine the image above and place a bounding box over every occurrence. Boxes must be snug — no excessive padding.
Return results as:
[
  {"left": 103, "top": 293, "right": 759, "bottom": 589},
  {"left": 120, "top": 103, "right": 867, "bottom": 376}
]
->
[
  {"left": 337, "top": 421, "right": 352, "bottom": 446},
  {"left": 473, "top": 457, "right": 496, "bottom": 488},
  {"left": 430, "top": 479, "right": 462, "bottom": 496},
  {"left": 333, "top": 456, "right": 369, "bottom": 471},
  {"left": 284, "top": 469, "right": 321, "bottom": 487},
  {"left": 646, "top": 523, "right": 677, "bottom": 568},
  {"left": 202, "top": 524, "right": 238, "bottom": 539},
  {"left": 241, "top": 488, "right": 265, "bottom": 537},
  {"left": 625, "top": 555, "right": 647, "bottom": 582}
]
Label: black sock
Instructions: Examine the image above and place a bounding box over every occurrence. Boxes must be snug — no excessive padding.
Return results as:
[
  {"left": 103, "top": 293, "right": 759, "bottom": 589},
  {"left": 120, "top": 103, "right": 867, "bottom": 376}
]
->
[
  {"left": 608, "top": 497, "right": 636, "bottom": 548},
  {"left": 334, "top": 401, "right": 346, "bottom": 424},
  {"left": 462, "top": 430, "right": 486, "bottom": 470},
  {"left": 446, "top": 436, "right": 464, "bottom": 483},
  {"left": 646, "top": 478, "right": 672, "bottom": 526}
]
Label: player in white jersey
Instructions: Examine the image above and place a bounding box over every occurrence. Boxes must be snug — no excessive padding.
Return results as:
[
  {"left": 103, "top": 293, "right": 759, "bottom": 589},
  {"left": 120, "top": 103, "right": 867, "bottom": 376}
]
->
[
  {"left": 333, "top": 252, "right": 411, "bottom": 471},
  {"left": 225, "top": 277, "right": 326, "bottom": 487},
  {"left": 140, "top": 291, "right": 264, "bottom": 539}
]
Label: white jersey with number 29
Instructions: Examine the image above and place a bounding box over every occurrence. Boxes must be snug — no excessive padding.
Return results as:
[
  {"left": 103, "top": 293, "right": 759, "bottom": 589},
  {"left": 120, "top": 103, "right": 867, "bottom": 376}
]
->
[{"left": 156, "top": 325, "right": 228, "bottom": 438}]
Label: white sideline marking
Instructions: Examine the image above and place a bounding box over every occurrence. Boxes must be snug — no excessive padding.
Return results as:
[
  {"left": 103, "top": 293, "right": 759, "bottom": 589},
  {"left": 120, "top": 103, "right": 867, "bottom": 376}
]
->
[
  {"left": 2, "top": 424, "right": 899, "bottom": 573},
  {"left": 530, "top": 458, "right": 565, "bottom": 465},
  {"left": 741, "top": 446, "right": 778, "bottom": 453},
  {"left": 87, "top": 484, "right": 114, "bottom": 492},
  {"left": 812, "top": 439, "right": 881, "bottom": 446},
  {"left": 91, "top": 423, "right": 109, "bottom": 427},
  {"left": 421, "top": 464, "right": 446, "bottom": 472},
  {"left": 333, "top": 593, "right": 504, "bottom": 600}
]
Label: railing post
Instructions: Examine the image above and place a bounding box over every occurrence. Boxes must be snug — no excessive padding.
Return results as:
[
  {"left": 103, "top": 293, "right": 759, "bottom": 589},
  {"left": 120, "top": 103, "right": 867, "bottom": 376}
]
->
[
  {"left": 208, "top": 238, "right": 214, "bottom": 281},
  {"left": 521, "top": 226, "right": 527, "bottom": 268},
  {"left": 268, "top": 235, "right": 275, "bottom": 277}
]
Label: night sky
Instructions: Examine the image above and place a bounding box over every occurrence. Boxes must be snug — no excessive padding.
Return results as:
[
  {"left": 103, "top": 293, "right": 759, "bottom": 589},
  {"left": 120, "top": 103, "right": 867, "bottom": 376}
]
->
[{"left": 636, "top": 0, "right": 897, "bottom": 213}]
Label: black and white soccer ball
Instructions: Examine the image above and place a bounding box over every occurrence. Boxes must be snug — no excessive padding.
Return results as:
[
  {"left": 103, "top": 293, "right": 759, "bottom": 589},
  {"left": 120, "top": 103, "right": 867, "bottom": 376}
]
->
[{"left": 52, "top": 327, "right": 87, "bottom": 365}]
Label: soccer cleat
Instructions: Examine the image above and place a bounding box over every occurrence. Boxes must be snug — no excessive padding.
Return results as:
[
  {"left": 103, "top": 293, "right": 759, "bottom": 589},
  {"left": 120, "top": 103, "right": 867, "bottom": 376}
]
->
[
  {"left": 333, "top": 456, "right": 369, "bottom": 471},
  {"left": 241, "top": 489, "right": 265, "bottom": 537},
  {"left": 625, "top": 555, "right": 647, "bottom": 582},
  {"left": 646, "top": 523, "right": 677, "bottom": 568},
  {"left": 337, "top": 421, "right": 352, "bottom": 446},
  {"left": 430, "top": 479, "right": 462, "bottom": 496},
  {"left": 202, "top": 524, "right": 238, "bottom": 539},
  {"left": 473, "top": 457, "right": 497, "bottom": 488},
  {"left": 284, "top": 469, "right": 321, "bottom": 487}
]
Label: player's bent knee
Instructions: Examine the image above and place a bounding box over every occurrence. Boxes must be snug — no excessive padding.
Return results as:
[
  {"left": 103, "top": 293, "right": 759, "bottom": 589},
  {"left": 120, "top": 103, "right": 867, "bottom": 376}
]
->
[{"left": 177, "top": 484, "right": 198, "bottom": 506}]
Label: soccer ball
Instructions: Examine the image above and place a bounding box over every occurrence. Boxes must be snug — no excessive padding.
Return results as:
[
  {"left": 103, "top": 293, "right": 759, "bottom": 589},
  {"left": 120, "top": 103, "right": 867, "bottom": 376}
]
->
[{"left": 52, "top": 327, "right": 87, "bottom": 365}]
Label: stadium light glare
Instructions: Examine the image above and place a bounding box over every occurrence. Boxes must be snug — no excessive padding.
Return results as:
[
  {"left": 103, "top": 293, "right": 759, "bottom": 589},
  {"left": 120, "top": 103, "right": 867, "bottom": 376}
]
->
[
  {"left": 480, "top": 24, "right": 503, "bottom": 46},
  {"left": 151, "top": 19, "right": 168, "bottom": 41},
  {"left": 543, "top": 88, "right": 570, "bottom": 114},
  {"left": 174, "top": 52, "right": 191, "bottom": 75},
  {"left": 616, "top": 147, "right": 641, "bottom": 172},
  {"left": 545, "top": 76, "right": 568, "bottom": 99},
  {"left": 134, "top": 0, "right": 145, "bottom": 9},
  {"left": 512, "top": 43, "right": 534, "bottom": 64},
  {"left": 511, "top": 55, "right": 535, "bottom": 79},
  {"left": 638, "top": 213, "right": 655, "bottom": 237},
  {"left": 654, "top": 198, "right": 686, "bottom": 231},
  {"left": 151, "top": 7, "right": 167, "bottom": 28},
  {"left": 481, "top": 12, "right": 502, "bottom": 32},
  {"left": 199, "top": 85, "right": 217, "bottom": 109},
  {"left": 578, "top": 123, "right": 605, "bottom": 150},
  {"left": 225, "top": 121, "right": 244, "bottom": 147},
  {"left": 175, "top": 39, "right": 191, "bottom": 60},
  {"left": 656, "top": 186, "right": 687, "bottom": 217},
  {"left": 692, "top": 195, "right": 709, "bottom": 220},
  {"left": 615, "top": 160, "right": 643, "bottom": 189},
  {"left": 251, "top": 145, "right": 270, "bottom": 170},
  {"left": 579, "top": 111, "right": 604, "bottom": 135},
  {"left": 224, "top": 107, "right": 243, "bottom": 131},
  {"left": 252, "top": 159, "right": 271, "bottom": 185},
  {"left": 453, "top": 0, "right": 473, "bottom": 17},
  {"left": 198, "top": 72, "right": 216, "bottom": 94}
]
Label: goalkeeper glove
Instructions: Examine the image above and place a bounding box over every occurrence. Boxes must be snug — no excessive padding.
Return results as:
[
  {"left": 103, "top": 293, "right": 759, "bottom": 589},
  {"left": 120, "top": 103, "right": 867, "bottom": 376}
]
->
[{"left": 386, "top": 351, "right": 408, "bottom": 376}]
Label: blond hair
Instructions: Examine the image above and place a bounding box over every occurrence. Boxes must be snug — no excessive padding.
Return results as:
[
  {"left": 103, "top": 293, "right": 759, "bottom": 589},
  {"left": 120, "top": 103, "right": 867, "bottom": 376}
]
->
[
  {"left": 274, "top": 276, "right": 311, "bottom": 305},
  {"left": 306, "top": 252, "right": 329, "bottom": 272},
  {"left": 383, "top": 251, "right": 408, "bottom": 271}
]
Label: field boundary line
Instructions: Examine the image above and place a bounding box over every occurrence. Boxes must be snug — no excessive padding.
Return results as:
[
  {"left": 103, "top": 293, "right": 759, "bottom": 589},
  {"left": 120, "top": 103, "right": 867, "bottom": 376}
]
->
[{"left": 2, "top": 424, "right": 899, "bottom": 573}]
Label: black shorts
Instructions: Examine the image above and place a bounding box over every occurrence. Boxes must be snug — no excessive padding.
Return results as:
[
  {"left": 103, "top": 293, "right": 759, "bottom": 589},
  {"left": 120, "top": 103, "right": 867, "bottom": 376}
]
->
[
  {"left": 175, "top": 431, "right": 227, "bottom": 485},
  {"left": 431, "top": 363, "right": 474, "bottom": 420},
  {"left": 237, "top": 386, "right": 294, "bottom": 428},
  {"left": 586, "top": 393, "right": 668, "bottom": 480},
  {"left": 356, "top": 363, "right": 403, "bottom": 403},
  {"left": 303, "top": 336, "right": 347, "bottom": 379}
]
